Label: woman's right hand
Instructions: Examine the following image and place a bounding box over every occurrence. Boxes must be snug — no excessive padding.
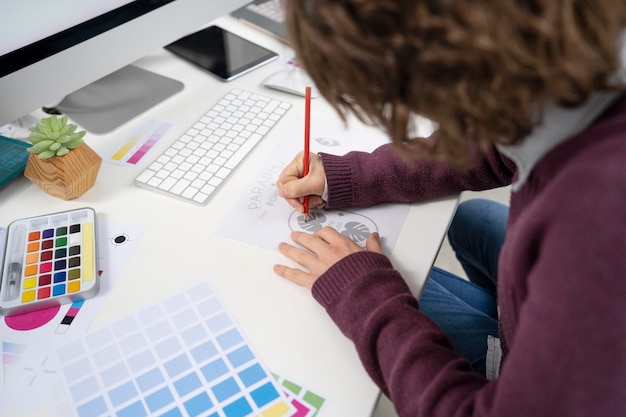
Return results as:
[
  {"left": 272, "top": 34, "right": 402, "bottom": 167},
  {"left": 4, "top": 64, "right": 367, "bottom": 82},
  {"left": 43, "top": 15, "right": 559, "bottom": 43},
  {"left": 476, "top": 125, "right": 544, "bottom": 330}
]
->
[{"left": 276, "top": 151, "right": 326, "bottom": 213}]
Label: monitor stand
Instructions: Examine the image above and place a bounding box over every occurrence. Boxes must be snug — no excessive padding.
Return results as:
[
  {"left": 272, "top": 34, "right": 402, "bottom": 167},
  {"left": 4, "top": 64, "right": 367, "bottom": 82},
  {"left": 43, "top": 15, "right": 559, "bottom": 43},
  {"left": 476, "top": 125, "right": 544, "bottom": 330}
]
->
[{"left": 51, "top": 65, "right": 184, "bottom": 134}]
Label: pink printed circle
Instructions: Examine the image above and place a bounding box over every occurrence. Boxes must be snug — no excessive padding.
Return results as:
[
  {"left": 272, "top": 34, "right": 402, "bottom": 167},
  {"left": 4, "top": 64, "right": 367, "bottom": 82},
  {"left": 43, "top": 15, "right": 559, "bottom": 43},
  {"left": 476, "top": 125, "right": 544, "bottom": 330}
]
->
[{"left": 5, "top": 305, "right": 61, "bottom": 331}]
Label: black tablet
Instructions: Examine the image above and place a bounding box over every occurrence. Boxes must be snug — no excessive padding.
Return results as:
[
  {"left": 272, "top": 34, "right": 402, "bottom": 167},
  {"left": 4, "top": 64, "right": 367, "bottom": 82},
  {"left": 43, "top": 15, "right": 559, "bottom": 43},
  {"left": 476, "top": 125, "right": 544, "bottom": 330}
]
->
[{"left": 165, "top": 26, "right": 278, "bottom": 81}]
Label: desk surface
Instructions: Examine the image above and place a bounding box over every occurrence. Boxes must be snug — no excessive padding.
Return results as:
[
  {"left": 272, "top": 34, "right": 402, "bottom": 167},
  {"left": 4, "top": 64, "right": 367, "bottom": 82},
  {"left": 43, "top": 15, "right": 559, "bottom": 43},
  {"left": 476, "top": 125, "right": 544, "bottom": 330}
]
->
[{"left": 0, "top": 16, "right": 457, "bottom": 417}]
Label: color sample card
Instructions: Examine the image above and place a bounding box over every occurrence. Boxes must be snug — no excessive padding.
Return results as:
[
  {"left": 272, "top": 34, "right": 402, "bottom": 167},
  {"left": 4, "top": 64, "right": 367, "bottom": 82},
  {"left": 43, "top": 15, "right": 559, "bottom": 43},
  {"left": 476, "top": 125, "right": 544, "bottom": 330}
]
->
[
  {"left": 55, "top": 282, "right": 293, "bottom": 417},
  {"left": 273, "top": 374, "right": 326, "bottom": 417},
  {"left": 108, "top": 118, "right": 174, "bottom": 166},
  {"left": 55, "top": 298, "right": 86, "bottom": 334},
  {"left": 0, "top": 208, "right": 99, "bottom": 316}
]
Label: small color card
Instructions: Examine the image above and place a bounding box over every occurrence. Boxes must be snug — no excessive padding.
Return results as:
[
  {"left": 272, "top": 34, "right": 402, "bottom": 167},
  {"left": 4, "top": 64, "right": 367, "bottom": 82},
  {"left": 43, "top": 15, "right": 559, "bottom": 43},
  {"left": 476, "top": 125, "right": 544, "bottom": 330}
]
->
[
  {"left": 55, "top": 298, "right": 86, "bottom": 334},
  {"left": 108, "top": 118, "right": 173, "bottom": 166},
  {"left": 55, "top": 282, "right": 293, "bottom": 417},
  {"left": 0, "top": 208, "right": 99, "bottom": 316},
  {"left": 273, "top": 374, "right": 326, "bottom": 417},
  {"left": 2, "top": 341, "right": 26, "bottom": 366}
]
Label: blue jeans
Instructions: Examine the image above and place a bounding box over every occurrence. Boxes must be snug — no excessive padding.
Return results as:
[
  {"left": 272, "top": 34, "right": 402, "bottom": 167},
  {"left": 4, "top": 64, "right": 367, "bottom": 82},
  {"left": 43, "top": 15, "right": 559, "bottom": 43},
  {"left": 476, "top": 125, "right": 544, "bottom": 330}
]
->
[{"left": 419, "top": 199, "right": 508, "bottom": 376}]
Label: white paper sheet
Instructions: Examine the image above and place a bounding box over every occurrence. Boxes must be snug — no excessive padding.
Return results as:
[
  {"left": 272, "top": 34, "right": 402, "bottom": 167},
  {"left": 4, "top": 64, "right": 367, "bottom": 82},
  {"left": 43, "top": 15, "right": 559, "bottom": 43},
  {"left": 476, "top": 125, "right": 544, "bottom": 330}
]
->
[
  {"left": 216, "top": 117, "right": 410, "bottom": 254},
  {"left": 0, "top": 220, "right": 145, "bottom": 416}
]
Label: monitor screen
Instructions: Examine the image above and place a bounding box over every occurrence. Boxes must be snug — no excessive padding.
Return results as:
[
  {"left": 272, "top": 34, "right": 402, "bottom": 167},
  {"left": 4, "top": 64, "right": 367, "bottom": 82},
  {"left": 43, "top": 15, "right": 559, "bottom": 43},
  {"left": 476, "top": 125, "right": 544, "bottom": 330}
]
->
[{"left": 0, "top": 0, "right": 249, "bottom": 132}]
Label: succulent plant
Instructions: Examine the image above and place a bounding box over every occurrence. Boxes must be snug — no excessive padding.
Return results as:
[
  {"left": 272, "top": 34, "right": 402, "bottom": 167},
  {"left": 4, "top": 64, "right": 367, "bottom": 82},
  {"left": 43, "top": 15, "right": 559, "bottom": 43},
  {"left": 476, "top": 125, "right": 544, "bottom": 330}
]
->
[{"left": 26, "top": 115, "right": 86, "bottom": 159}]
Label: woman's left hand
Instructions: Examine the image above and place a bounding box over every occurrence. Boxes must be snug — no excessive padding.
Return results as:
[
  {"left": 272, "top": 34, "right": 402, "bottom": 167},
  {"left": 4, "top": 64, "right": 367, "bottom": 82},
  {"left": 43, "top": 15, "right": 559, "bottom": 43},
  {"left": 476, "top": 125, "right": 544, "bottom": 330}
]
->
[{"left": 273, "top": 226, "right": 384, "bottom": 289}]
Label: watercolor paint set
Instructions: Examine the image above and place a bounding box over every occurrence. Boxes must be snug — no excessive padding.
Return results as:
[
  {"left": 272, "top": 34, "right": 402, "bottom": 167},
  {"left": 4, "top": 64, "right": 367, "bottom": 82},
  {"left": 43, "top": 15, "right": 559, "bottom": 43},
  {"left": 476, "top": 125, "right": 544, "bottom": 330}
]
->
[{"left": 0, "top": 208, "right": 99, "bottom": 316}]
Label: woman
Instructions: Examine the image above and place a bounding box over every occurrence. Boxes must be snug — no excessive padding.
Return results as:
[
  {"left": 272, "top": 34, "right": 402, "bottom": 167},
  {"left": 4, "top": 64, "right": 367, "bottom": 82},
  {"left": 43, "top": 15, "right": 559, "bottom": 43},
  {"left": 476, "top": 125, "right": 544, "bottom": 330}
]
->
[{"left": 273, "top": 1, "right": 626, "bottom": 416}]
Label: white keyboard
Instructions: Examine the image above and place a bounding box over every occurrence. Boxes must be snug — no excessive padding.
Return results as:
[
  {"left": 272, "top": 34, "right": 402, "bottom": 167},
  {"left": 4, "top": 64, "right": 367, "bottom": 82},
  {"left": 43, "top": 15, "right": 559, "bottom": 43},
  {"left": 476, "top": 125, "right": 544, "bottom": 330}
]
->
[
  {"left": 247, "top": 0, "right": 285, "bottom": 23},
  {"left": 135, "top": 89, "right": 291, "bottom": 205}
]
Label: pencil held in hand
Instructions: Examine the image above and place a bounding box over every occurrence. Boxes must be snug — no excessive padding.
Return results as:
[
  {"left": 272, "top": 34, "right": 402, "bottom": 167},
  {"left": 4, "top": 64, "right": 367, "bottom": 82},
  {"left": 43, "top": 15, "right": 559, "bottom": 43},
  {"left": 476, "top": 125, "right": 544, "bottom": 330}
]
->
[{"left": 303, "top": 86, "right": 311, "bottom": 221}]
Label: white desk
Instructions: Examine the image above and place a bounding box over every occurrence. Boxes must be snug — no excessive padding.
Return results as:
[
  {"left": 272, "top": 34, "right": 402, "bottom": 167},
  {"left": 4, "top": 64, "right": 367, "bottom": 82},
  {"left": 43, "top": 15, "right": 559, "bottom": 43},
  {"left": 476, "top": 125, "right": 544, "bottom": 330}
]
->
[{"left": 0, "top": 16, "right": 457, "bottom": 417}]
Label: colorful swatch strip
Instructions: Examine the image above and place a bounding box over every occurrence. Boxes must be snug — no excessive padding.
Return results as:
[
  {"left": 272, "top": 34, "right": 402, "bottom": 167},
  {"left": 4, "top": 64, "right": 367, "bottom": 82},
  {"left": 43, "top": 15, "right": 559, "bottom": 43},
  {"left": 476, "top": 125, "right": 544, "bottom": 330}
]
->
[
  {"left": 2, "top": 341, "right": 26, "bottom": 366},
  {"left": 273, "top": 374, "right": 326, "bottom": 417},
  {"left": 55, "top": 299, "right": 85, "bottom": 334},
  {"left": 109, "top": 119, "right": 173, "bottom": 166},
  {"left": 55, "top": 282, "right": 293, "bottom": 417}
]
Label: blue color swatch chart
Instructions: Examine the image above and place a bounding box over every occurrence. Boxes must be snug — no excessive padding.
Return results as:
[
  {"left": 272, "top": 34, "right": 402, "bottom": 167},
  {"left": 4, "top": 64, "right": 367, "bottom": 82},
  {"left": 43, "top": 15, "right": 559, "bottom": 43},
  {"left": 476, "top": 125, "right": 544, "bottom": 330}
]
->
[{"left": 55, "top": 282, "right": 293, "bottom": 417}]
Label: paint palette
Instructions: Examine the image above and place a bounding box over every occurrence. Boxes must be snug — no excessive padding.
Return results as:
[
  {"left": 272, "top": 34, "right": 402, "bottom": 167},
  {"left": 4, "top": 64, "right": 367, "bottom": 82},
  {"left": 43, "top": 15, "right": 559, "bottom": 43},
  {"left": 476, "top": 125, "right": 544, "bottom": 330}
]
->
[
  {"left": 55, "top": 282, "right": 293, "bottom": 417},
  {"left": 0, "top": 208, "right": 99, "bottom": 316}
]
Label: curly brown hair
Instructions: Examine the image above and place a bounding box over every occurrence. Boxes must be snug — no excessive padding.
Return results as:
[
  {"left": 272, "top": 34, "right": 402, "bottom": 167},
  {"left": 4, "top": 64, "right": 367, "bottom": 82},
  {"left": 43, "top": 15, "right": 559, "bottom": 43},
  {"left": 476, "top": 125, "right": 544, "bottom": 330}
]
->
[{"left": 285, "top": 0, "right": 626, "bottom": 166}]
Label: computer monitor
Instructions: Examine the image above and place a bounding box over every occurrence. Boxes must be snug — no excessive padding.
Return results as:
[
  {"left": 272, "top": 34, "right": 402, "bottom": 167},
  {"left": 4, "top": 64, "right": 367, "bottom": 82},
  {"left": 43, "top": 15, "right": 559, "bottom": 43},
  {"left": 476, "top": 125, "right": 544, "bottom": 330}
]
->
[{"left": 0, "top": 0, "right": 249, "bottom": 133}]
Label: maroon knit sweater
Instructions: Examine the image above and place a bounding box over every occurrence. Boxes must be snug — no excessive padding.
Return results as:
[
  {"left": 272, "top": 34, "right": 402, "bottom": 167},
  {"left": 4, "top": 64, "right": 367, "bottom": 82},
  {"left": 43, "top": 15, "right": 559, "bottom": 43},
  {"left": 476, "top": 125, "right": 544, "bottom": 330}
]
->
[{"left": 313, "top": 96, "right": 626, "bottom": 416}]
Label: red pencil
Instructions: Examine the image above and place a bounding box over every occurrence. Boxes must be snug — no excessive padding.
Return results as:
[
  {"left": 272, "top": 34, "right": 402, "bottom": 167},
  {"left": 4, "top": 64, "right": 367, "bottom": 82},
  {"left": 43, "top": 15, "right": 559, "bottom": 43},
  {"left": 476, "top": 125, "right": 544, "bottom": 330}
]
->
[{"left": 303, "top": 86, "right": 312, "bottom": 222}]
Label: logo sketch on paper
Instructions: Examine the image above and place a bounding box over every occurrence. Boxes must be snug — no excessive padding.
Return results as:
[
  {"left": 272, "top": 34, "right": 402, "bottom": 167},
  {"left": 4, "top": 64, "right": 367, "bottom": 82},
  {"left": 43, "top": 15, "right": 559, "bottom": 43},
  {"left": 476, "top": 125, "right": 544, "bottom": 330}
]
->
[{"left": 288, "top": 209, "right": 378, "bottom": 246}]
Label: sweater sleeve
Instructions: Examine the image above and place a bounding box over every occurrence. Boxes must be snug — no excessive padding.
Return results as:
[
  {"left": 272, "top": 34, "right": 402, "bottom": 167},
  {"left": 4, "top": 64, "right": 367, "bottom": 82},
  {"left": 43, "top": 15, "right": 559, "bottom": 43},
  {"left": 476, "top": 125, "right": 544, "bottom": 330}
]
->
[
  {"left": 312, "top": 252, "right": 492, "bottom": 417},
  {"left": 319, "top": 142, "right": 516, "bottom": 208}
]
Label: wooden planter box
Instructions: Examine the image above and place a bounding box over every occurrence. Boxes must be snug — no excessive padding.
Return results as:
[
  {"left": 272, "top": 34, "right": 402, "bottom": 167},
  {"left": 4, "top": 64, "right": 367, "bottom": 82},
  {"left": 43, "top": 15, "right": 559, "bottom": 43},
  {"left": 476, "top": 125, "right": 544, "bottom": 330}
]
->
[{"left": 24, "top": 143, "right": 102, "bottom": 200}]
